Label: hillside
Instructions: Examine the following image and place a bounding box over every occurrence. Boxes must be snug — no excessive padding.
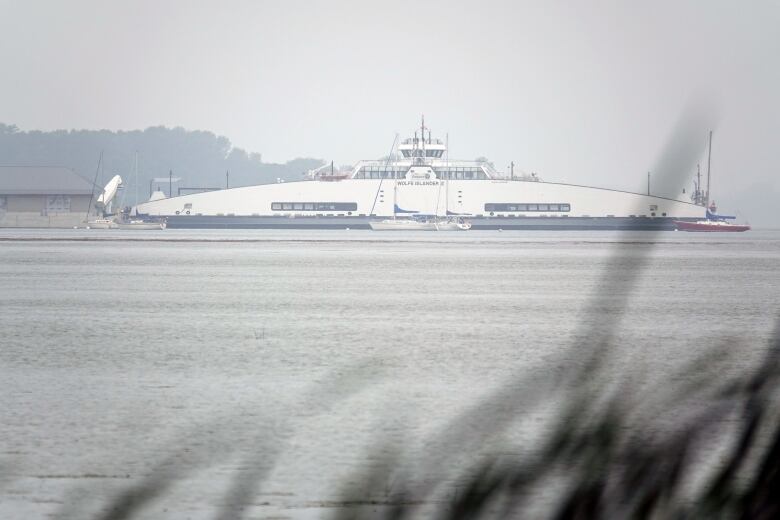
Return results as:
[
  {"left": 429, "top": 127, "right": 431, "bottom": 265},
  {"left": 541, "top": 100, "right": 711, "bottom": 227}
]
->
[{"left": 0, "top": 123, "right": 323, "bottom": 206}]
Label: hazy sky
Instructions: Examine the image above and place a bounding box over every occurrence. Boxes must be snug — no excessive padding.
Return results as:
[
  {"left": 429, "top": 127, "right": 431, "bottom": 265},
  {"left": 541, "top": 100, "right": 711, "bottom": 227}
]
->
[{"left": 2, "top": 0, "right": 778, "bottom": 222}]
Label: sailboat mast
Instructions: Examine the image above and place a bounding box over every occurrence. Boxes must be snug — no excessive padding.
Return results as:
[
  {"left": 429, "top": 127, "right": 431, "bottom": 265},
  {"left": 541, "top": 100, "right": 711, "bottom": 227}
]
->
[
  {"left": 705, "top": 130, "right": 713, "bottom": 206},
  {"left": 134, "top": 151, "right": 139, "bottom": 209},
  {"left": 696, "top": 163, "right": 701, "bottom": 205},
  {"left": 86, "top": 151, "right": 103, "bottom": 221},
  {"left": 393, "top": 176, "right": 397, "bottom": 220},
  {"left": 368, "top": 133, "right": 398, "bottom": 217}
]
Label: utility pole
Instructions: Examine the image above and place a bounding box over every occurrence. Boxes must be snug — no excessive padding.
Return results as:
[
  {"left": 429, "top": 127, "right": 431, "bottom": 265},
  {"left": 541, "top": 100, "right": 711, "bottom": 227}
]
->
[
  {"left": 510, "top": 161, "right": 514, "bottom": 180},
  {"left": 169, "top": 170, "right": 173, "bottom": 198},
  {"left": 647, "top": 172, "right": 650, "bottom": 196},
  {"left": 226, "top": 170, "right": 229, "bottom": 189}
]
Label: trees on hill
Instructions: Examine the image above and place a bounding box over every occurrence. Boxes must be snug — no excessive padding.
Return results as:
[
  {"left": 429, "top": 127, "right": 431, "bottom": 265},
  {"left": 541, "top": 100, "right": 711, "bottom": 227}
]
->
[{"left": 0, "top": 123, "right": 323, "bottom": 205}]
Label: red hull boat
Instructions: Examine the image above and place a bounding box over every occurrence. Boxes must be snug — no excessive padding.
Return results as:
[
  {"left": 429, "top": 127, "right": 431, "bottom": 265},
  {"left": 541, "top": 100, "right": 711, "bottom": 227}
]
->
[{"left": 673, "top": 220, "right": 750, "bottom": 232}]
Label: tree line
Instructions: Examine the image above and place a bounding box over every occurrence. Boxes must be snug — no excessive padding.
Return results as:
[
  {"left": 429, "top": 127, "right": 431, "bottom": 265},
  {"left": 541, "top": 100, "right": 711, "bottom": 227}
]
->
[{"left": 0, "top": 123, "right": 323, "bottom": 205}]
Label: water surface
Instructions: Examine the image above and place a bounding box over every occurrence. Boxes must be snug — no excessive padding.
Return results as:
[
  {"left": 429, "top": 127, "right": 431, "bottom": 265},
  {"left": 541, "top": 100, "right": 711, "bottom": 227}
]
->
[{"left": 1, "top": 229, "right": 778, "bottom": 518}]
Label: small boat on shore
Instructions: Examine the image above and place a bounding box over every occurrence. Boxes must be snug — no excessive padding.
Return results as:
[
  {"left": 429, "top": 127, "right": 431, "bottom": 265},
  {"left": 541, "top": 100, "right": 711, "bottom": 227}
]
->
[
  {"left": 435, "top": 218, "right": 472, "bottom": 231},
  {"left": 85, "top": 218, "right": 119, "bottom": 229},
  {"left": 369, "top": 218, "right": 437, "bottom": 231},
  {"left": 369, "top": 217, "right": 471, "bottom": 231},
  {"left": 117, "top": 219, "right": 166, "bottom": 230}
]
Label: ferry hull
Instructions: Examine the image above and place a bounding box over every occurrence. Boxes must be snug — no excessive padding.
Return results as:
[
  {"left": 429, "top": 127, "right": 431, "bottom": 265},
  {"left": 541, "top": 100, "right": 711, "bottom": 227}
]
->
[{"left": 162, "top": 215, "right": 697, "bottom": 231}]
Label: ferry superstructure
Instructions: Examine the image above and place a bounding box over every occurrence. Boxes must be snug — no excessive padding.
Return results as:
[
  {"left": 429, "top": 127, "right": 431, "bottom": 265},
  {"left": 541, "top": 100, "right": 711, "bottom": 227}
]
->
[{"left": 135, "top": 119, "right": 707, "bottom": 230}]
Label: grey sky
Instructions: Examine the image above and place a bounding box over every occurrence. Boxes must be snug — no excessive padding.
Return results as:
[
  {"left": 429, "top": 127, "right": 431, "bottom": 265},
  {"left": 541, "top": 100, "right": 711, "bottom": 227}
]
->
[{"left": 2, "top": 0, "right": 778, "bottom": 223}]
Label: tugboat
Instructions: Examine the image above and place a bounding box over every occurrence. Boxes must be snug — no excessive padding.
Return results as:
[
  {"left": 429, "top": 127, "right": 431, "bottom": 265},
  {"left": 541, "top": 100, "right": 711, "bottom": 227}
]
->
[{"left": 673, "top": 201, "right": 750, "bottom": 232}]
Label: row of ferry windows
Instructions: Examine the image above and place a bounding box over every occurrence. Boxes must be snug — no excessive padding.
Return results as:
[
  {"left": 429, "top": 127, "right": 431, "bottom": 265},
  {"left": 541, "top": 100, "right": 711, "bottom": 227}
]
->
[
  {"left": 485, "top": 203, "right": 571, "bottom": 212},
  {"left": 271, "top": 202, "right": 358, "bottom": 211},
  {"left": 353, "top": 168, "right": 488, "bottom": 180},
  {"left": 400, "top": 150, "right": 444, "bottom": 158}
]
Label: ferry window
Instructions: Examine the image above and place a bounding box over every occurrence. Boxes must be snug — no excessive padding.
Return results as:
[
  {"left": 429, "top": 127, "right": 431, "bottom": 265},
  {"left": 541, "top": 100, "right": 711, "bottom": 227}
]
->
[
  {"left": 484, "top": 203, "right": 570, "bottom": 212},
  {"left": 465, "top": 171, "right": 473, "bottom": 179},
  {"left": 319, "top": 202, "right": 357, "bottom": 211},
  {"left": 273, "top": 202, "right": 356, "bottom": 212}
]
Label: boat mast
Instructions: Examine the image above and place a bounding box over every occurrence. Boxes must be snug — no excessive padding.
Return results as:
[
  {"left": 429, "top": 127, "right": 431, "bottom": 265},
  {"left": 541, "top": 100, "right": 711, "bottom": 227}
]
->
[
  {"left": 445, "top": 132, "right": 449, "bottom": 217},
  {"left": 368, "top": 133, "right": 399, "bottom": 217},
  {"left": 134, "top": 151, "right": 139, "bottom": 209},
  {"left": 393, "top": 174, "right": 398, "bottom": 220},
  {"left": 696, "top": 163, "right": 702, "bottom": 205},
  {"left": 86, "top": 151, "right": 103, "bottom": 221},
  {"left": 705, "top": 130, "right": 713, "bottom": 206}
]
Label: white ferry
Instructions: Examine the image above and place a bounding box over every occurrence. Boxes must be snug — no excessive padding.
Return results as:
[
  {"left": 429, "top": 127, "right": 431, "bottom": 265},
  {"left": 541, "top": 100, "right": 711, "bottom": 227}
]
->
[{"left": 135, "top": 119, "right": 706, "bottom": 230}]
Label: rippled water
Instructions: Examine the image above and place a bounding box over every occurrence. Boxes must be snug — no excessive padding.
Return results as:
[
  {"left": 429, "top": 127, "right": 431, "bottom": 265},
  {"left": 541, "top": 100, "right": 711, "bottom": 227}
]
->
[{"left": 1, "top": 229, "right": 779, "bottom": 518}]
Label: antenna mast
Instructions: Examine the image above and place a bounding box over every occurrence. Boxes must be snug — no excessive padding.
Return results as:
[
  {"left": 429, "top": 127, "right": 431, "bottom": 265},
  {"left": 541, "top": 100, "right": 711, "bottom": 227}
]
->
[{"left": 421, "top": 114, "right": 426, "bottom": 161}]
